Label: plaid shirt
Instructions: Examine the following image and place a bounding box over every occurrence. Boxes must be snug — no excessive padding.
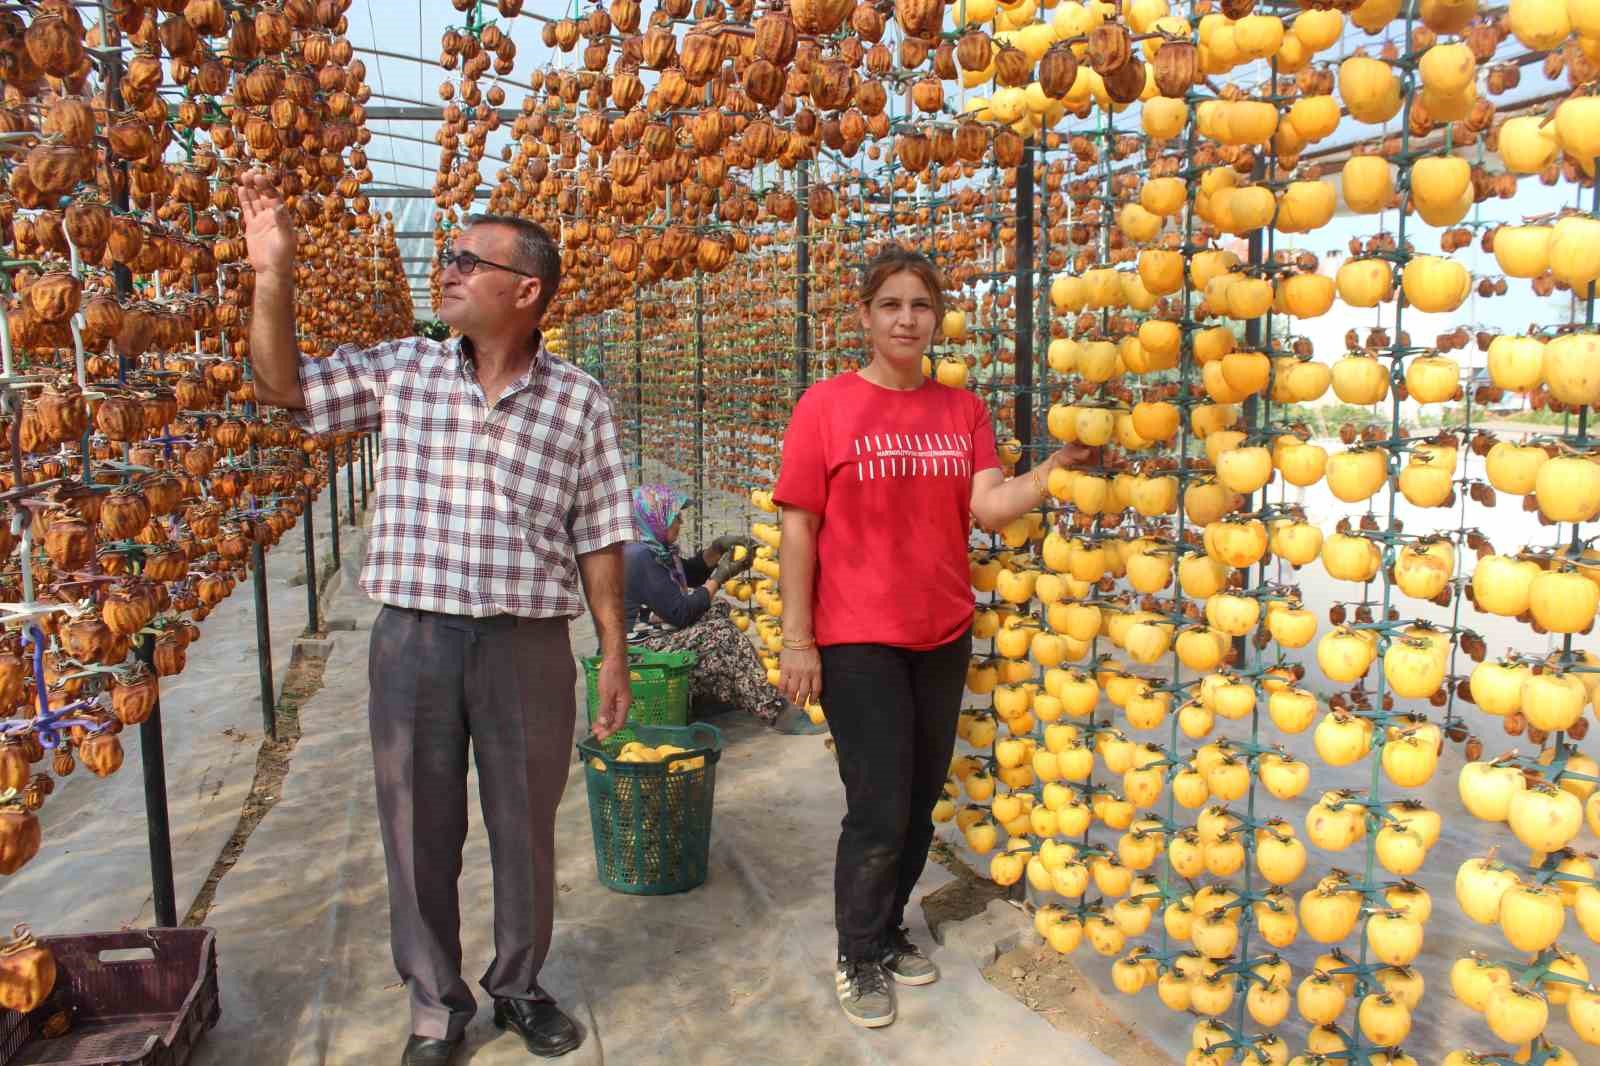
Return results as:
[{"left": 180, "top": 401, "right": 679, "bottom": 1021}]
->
[{"left": 293, "top": 334, "right": 636, "bottom": 619}]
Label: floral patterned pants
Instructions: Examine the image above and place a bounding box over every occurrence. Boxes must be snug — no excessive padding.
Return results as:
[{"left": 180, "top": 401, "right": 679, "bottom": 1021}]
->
[{"left": 638, "top": 602, "right": 787, "bottom": 724}]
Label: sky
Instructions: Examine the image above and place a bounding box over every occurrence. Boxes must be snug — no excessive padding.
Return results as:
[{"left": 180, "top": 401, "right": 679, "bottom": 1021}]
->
[{"left": 342, "top": 1, "right": 572, "bottom": 308}]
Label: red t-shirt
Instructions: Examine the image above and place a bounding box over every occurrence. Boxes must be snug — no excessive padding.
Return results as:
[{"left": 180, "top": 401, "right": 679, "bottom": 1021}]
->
[{"left": 773, "top": 371, "right": 1000, "bottom": 650}]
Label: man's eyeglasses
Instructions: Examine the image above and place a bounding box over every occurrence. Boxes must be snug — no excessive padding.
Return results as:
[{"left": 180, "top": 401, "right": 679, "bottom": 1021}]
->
[{"left": 439, "top": 248, "right": 535, "bottom": 278}]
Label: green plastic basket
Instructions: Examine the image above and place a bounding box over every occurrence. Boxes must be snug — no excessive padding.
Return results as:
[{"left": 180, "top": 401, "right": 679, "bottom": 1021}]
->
[
  {"left": 582, "top": 648, "right": 696, "bottom": 746},
  {"left": 577, "top": 722, "right": 722, "bottom": 895}
]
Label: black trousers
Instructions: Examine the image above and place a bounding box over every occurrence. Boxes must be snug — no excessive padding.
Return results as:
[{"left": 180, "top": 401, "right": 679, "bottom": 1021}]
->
[{"left": 819, "top": 633, "right": 972, "bottom": 961}]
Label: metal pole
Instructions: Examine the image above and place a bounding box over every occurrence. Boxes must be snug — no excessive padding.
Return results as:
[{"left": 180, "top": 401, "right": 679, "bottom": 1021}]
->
[
  {"left": 100, "top": 0, "right": 174, "bottom": 928},
  {"left": 1241, "top": 222, "right": 1266, "bottom": 629},
  {"left": 302, "top": 486, "right": 319, "bottom": 634},
  {"left": 344, "top": 438, "right": 356, "bottom": 524},
  {"left": 1035, "top": 144, "right": 1051, "bottom": 452},
  {"left": 359, "top": 433, "right": 369, "bottom": 511},
  {"left": 327, "top": 447, "right": 341, "bottom": 562},
  {"left": 795, "top": 160, "right": 812, "bottom": 393},
  {"left": 633, "top": 293, "right": 643, "bottom": 483},
  {"left": 693, "top": 272, "right": 706, "bottom": 544},
  {"left": 1014, "top": 144, "right": 1035, "bottom": 473},
  {"left": 132, "top": 639, "right": 178, "bottom": 928},
  {"left": 99, "top": 8, "right": 133, "bottom": 304},
  {"left": 251, "top": 542, "right": 277, "bottom": 741}
]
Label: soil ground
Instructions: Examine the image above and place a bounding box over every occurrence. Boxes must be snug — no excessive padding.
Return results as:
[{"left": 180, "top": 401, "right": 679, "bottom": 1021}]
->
[
  {"left": 981, "top": 944, "right": 1176, "bottom": 1066},
  {"left": 923, "top": 841, "right": 1179, "bottom": 1066}
]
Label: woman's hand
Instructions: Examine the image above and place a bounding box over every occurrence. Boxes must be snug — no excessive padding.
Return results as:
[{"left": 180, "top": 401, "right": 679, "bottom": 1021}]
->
[
  {"left": 971, "top": 442, "right": 1104, "bottom": 530},
  {"left": 1046, "top": 442, "right": 1099, "bottom": 471},
  {"left": 708, "top": 533, "right": 745, "bottom": 557},
  {"left": 779, "top": 646, "right": 822, "bottom": 707},
  {"left": 709, "top": 552, "right": 748, "bottom": 585}
]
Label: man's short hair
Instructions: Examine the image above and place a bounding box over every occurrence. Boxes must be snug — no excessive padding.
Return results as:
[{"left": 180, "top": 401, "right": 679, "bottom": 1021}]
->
[{"left": 462, "top": 214, "right": 560, "bottom": 319}]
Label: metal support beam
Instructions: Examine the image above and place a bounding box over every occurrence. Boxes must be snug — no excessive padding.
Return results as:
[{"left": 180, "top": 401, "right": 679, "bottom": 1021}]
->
[
  {"left": 1035, "top": 143, "right": 1052, "bottom": 453},
  {"left": 100, "top": 0, "right": 176, "bottom": 930},
  {"left": 362, "top": 186, "right": 490, "bottom": 199},
  {"left": 327, "top": 448, "right": 341, "bottom": 562},
  {"left": 795, "top": 161, "right": 811, "bottom": 394},
  {"left": 633, "top": 293, "right": 643, "bottom": 483},
  {"left": 362, "top": 155, "right": 446, "bottom": 176},
  {"left": 1238, "top": 219, "right": 1266, "bottom": 660},
  {"left": 345, "top": 438, "right": 357, "bottom": 526},
  {"left": 302, "top": 487, "right": 319, "bottom": 635},
  {"left": 353, "top": 127, "right": 447, "bottom": 150},
  {"left": 693, "top": 273, "right": 706, "bottom": 544},
  {"left": 1014, "top": 146, "right": 1035, "bottom": 474},
  {"left": 352, "top": 44, "right": 452, "bottom": 70},
  {"left": 251, "top": 542, "right": 277, "bottom": 741},
  {"left": 364, "top": 104, "right": 520, "bottom": 123},
  {"left": 356, "top": 88, "right": 464, "bottom": 110},
  {"left": 132, "top": 639, "right": 177, "bottom": 929}
]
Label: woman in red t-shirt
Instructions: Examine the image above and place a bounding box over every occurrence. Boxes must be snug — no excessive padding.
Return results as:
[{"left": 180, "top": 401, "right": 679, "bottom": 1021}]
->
[{"left": 773, "top": 245, "right": 1093, "bottom": 1029}]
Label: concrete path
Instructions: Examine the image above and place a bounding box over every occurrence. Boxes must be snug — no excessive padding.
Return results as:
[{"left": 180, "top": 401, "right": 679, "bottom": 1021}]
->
[
  {"left": 0, "top": 484, "right": 361, "bottom": 935},
  {"left": 187, "top": 564, "right": 1102, "bottom": 1066}
]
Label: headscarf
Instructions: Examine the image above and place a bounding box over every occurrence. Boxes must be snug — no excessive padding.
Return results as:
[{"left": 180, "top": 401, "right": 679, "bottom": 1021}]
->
[{"left": 632, "top": 484, "right": 692, "bottom": 589}]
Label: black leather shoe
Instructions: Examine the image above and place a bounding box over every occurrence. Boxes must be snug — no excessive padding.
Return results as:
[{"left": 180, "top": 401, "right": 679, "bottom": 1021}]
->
[
  {"left": 493, "top": 997, "right": 583, "bottom": 1058},
  {"left": 401, "top": 1034, "right": 461, "bottom": 1066}
]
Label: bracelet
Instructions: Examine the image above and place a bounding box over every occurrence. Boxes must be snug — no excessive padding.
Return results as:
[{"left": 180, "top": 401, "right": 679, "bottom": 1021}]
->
[
  {"left": 782, "top": 637, "right": 816, "bottom": 651},
  {"left": 1030, "top": 465, "right": 1047, "bottom": 497}
]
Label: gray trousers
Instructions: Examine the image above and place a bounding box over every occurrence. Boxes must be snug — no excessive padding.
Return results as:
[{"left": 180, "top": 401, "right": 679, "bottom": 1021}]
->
[{"left": 367, "top": 605, "right": 577, "bottom": 1041}]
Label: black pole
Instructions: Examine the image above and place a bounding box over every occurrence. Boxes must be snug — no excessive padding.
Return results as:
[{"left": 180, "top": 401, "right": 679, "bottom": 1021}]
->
[
  {"left": 359, "top": 433, "right": 369, "bottom": 511},
  {"left": 1238, "top": 181, "right": 1267, "bottom": 657},
  {"left": 344, "top": 438, "right": 356, "bottom": 524},
  {"left": 1014, "top": 145, "right": 1035, "bottom": 473},
  {"left": 251, "top": 542, "right": 277, "bottom": 740},
  {"left": 302, "top": 486, "right": 319, "bottom": 634},
  {"left": 632, "top": 292, "right": 643, "bottom": 482},
  {"left": 100, "top": 1, "right": 173, "bottom": 929},
  {"left": 327, "top": 447, "right": 341, "bottom": 562},
  {"left": 132, "top": 640, "right": 178, "bottom": 927},
  {"left": 693, "top": 272, "right": 706, "bottom": 544},
  {"left": 98, "top": 5, "right": 133, "bottom": 303},
  {"left": 1035, "top": 145, "right": 1051, "bottom": 452},
  {"left": 795, "top": 160, "right": 812, "bottom": 393}
]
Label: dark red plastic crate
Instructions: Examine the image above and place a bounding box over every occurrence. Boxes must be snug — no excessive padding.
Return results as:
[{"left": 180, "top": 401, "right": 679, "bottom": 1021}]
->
[{"left": 0, "top": 929, "right": 219, "bottom": 1066}]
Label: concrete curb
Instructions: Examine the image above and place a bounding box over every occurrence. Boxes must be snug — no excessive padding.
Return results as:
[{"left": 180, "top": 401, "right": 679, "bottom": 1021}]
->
[
  {"left": 929, "top": 897, "right": 1034, "bottom": 968},
  {"left": 278, "top": 504, "right": 370, "bottom": 685}
]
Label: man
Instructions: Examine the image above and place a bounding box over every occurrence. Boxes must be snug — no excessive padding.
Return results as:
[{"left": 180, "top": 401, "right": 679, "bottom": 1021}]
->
[{"left": 238, "top": 171, "right": 635, "bottom": 1065}]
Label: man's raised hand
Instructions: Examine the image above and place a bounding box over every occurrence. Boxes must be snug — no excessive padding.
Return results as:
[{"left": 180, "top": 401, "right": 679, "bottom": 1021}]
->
[{"left": 237, "top": 170, "right": 296, "bottom": 278}]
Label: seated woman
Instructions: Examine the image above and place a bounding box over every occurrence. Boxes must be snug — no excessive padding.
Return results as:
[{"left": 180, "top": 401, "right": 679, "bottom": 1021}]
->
[{"left": 623, "top": 484, "right": 823, "bottom": 734}]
